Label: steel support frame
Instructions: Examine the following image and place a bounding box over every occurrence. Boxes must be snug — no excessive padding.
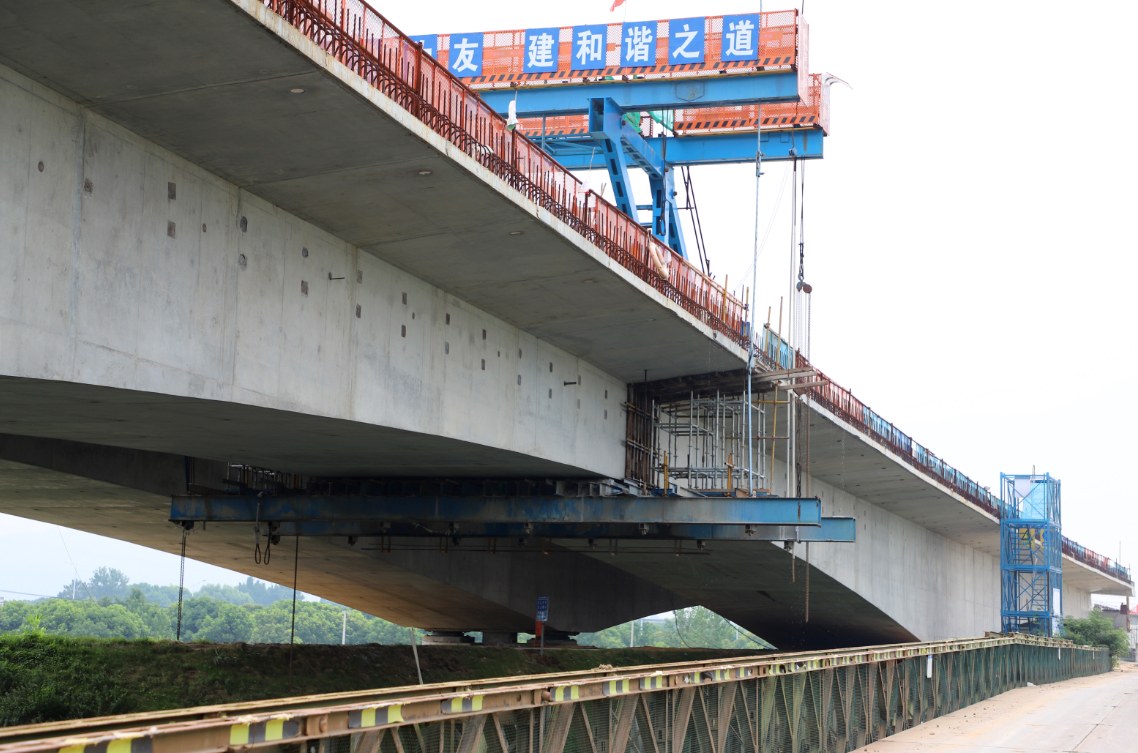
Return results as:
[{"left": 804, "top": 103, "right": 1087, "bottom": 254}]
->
[
  {"left": 169, "top": 493, "right": 833, "bottom": 545},
  {"left": 585, "top": 97, "right": 685, "bottom": 256},
  {"left": 543, "top": 127, "right": 824, "bottom": 168},
  {"left": 188, "top": 517, "right": 856, "bottom": 543}
]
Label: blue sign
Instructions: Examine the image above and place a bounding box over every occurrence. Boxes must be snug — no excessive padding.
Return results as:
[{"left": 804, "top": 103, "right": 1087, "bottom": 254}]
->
[
  {"left": 571, "top": 24, "right": 607, "bottom": 70},
  {"left": 410, "top": 34, "right": 438, "bottom": 59},
  {"left": 668, "top": 18, "right": 705, "bottom": 64},
  {"left": 620, "top": 21, "right": 656, "bottom": 67},
  {"left": 721, "top": 14, "right": 760, "bottom": 62},
  {"left": 523, "top": 27, "right": 560, "bottom": 73},
  {"left": 448, "top": 33, "right": 484, "bottom": 77},
  {"left": 535, "top": 595, "right": 550, "bottom": 622}
]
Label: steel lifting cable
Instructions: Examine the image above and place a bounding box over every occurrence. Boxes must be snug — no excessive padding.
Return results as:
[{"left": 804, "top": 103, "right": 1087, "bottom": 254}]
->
[
  {"left": 796, "top": 156, "right": 810, "bottom": 352},
  {"left": 787, "top": 154, "right": 800, "bottom": 501},
  {"left": 795, "top": 137, "right": 813, "bottom": 626},
  {"left": 680, "top": 165, "right": 712, "bottom": 275},
  {"left": 176, "top": 525, "right": 188, "bottom": 641},
  {"left": 796, "top": 149, "right": 812, "bottom": 497},
  {"left": 288, "top": 536, "right": 300, "bottom": 678},
  {"left": 746, "top": 0, "right": 767, "bottom": 496}
]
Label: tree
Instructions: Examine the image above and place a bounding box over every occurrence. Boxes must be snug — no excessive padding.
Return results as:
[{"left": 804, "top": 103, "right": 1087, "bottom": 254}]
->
[
  {"left": 0, "top": 601, "right": 35, "bottom": 633},
  {"left": 25, "top": 600, "right": 148, "bottom": 639},
  {"left": 577, "top": 609, "right": 771, "bottom": 650},
  {"left": 195, "top": 603, "right": 254, "bottom": 643},
  {"left": 1062, "top": 609, "right": 1129, "bottom": 658},
  {"left": 238, "top": 578, "right": 295, "bottom": 606},
  {"left": 131, "top": 583, "right": 183, "bottom": 607},
  {"left": 178, "top": 598, "right": 228, "bottom": 639},
  {"left": 86, "top": 568, "right": 132, "bottom": 601},
  {"left": 124, "top": 589, "right": 174, "bottom": 639},
  {"left": 196, "top": 584, "right": 254, "bottom": 606}
]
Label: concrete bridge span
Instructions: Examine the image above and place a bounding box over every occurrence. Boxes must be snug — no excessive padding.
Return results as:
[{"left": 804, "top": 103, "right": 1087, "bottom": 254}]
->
[{"left": 0, "top": 0, "right": 1129, "bottom": 648}]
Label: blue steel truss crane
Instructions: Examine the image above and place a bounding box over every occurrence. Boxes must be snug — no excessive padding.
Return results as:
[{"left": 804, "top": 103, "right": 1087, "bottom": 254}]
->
[{"left": 412, "top": 9, "right": 831, "bottom": 263}]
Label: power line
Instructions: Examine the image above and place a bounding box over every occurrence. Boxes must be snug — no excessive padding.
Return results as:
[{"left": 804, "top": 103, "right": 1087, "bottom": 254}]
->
[{"left": 0, "top": 587, "right": 58, "bottom": 599}]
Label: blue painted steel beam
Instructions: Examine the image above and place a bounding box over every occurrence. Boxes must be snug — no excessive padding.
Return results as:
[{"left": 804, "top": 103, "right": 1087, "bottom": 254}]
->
[
  {"left": 583, "top": 97, "right": 687, "bottom": 257},
  {"left": 545, "top": 128, "right": 823, "bottom": 169},
  {"left": 170, "top": 495, "right": 822, "bottom": 527},
  {"left": 588, "top": 98, "right": 639, "bottom": 218},
  {"left": 478, "top": 72, "right": 801, "bottom": 117},
  {"left": 195, "top": 517, "right": 855, "bottom": 543}
]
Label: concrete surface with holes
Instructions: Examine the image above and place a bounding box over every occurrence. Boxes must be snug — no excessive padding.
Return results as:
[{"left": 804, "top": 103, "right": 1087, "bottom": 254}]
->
[{"left": 0, "top": 0, "right": 1128, "bottom": 644}]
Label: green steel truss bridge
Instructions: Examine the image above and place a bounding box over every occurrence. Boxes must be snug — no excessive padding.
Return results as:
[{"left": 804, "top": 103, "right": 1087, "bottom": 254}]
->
[{"left": 0, "top": 636, "right": 1110, "bottom": 753}]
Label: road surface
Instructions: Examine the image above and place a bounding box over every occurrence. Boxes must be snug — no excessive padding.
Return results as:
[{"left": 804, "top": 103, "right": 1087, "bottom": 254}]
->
[{"left": 852, "top": 662, "right": 1138, "bottom": 752}]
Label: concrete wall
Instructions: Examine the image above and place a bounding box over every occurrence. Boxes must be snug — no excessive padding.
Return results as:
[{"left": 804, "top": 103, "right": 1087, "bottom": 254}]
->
[
  {"left": 1063, "top": 582, "right": 1093, "bottom": 619},
  {"left": 758, "top": 460, "right": 1095, "bottom": 638},
  {"left": 795, "top": 469, "right": 1001, "bottom": 641},
  {"left": 0, "top": 63, "right": 625, "bottom": 476},
  {"left": 725, "top": 460, "right": 1098, "bottom": 639}
]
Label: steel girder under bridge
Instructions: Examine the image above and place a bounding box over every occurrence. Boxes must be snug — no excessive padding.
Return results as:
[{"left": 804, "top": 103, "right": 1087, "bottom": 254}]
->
[
  {"left": 168, "top": 481, "right": 857, "bottom": 547},
  {"left": 0, "top": 636, "right": 1109, "bottom": 753}
]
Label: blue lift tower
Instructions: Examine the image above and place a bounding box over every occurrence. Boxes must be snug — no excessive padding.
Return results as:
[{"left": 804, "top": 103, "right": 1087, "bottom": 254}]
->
[
  {"left": 412, "top": 9, "right": 830, "bottom": 266},
  {"left": 1000, "top": 473, "right": 1063, "bottom": 637}
]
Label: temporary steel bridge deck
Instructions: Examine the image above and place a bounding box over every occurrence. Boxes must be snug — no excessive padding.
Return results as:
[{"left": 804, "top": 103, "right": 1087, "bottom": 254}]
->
[{"left": 0, "top": 635, "right": 1109, "bottom": 753}]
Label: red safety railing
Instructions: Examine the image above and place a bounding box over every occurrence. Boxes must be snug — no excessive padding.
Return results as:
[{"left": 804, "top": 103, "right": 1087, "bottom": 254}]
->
[
  {"left": 263, "top": 0, "right": 752, "bottom": 347},
  {"left": 756, "top": 327, "right": 1132, "bottom": 585}
]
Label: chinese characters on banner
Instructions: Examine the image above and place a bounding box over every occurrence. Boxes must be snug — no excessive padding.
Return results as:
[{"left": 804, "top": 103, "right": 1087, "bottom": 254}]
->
[
  {"left": 412, "top": 13, "right": 767, "bottom": 79},
  {"left": 572, "top": 24, "right": 607, "bottom": 71},
  {"left": 722, "top": 14, "right": 760, "bottom": 62},
  {"left": 524, "top": 28, "right": 559, "bottom": 73},
  {"left": 448, "top": 32, "right": 484, "bottom": 76}
]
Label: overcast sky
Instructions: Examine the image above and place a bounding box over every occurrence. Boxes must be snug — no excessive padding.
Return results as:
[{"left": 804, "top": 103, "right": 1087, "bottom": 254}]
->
[{"left": 2, "top": 0, "right": 1134, "bottom": 606}]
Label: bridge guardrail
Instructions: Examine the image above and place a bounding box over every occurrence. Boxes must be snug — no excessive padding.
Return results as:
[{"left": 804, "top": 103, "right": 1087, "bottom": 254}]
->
[
  {"left": 758, "top": 327, "right": 1132, "bottom": 585},
  {"left": 261, "top": 0, "right": 764, "bottom": 349}
]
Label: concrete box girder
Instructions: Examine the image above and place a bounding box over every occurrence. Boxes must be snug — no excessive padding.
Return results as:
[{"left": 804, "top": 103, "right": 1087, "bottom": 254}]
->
[{"left": 0, "top": 0, "right": 747, "bottom": 384}]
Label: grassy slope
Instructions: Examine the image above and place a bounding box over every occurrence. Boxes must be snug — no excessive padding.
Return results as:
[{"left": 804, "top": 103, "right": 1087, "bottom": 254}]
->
[{"left": 0, "top": 636, "right": 761, "bottom": 726}]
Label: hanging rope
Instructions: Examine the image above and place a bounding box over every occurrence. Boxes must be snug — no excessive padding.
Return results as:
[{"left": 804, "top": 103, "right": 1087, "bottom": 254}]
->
[
  {"left": 176, "top": 526, "right": 188, "bottom": 641},
  {"left": 253, "top": 495, "right": 270, "bottom": 565}
]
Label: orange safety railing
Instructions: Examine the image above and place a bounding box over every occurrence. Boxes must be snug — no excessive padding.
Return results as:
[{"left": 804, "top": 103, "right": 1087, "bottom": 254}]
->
[
  {"left": 515, "top": 114, "right": 592, "bottom": 138},
  {"left": 261, "top": 0, "right": 752, "bottom": 348},
  {"left": 756, "top": 327, "right": 1132, "bottom": 585},
  {"left": 514, "top": 74, "right": 829, "bottom": 139},
  {"left": 674, "top": 73, "right": 830, "bottom": 135}
]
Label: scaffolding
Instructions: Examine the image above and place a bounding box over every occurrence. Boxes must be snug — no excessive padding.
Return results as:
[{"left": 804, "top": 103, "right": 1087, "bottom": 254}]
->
[
  {"left": 1000, "top": 472, "right": 1063, "bottom": 637},
  {"left": 625, "top": 382, "right": 794, "bottom": 496},
  {"left": 656, "top": 392, "right": 760, "bottom": 493}
]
